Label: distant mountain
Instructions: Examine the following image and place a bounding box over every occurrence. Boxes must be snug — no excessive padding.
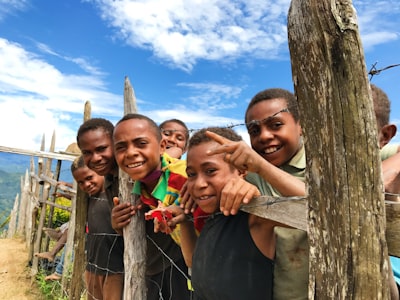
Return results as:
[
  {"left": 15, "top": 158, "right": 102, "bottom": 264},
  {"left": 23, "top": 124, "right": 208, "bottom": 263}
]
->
[{"left": 0, "top": 152, "right": 74, "bottom": 225}]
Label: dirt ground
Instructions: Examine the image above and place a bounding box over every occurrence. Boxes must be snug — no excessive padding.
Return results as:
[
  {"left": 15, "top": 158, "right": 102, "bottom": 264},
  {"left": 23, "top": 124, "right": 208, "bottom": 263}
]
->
[{"left": 0, "top": 238, "right": 43, "bottom": 299}]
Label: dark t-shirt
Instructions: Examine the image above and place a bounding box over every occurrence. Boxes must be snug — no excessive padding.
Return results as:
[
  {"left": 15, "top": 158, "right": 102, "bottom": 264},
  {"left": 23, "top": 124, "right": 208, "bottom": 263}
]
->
[
  {"left": 192, "top": 211, "right": 274, "bottom": 300},
  {"left": 86, "top": 190, "right": 124, "bottom": 274}
]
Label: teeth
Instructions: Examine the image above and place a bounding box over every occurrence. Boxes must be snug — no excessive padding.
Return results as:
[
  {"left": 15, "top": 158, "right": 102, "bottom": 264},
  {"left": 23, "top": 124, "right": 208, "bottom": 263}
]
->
[
  {"left": 127, "top": 162, "right": 144, "bottom": 168},
  {"left": 265, "top": 146, "right": 278, "bottom": 154}
]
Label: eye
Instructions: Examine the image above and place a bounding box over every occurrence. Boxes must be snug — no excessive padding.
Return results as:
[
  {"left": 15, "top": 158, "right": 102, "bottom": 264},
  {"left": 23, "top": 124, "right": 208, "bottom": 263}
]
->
[
  {"left": 247, "top": 124, "right": 261, "bottom": 136},
  {"left": 186, "top": 170, "right": 196, "bottom": 178},
  {"left": 205, "top": 168, "right": 217, "bottom": 176},
  {"left": 162, "top": 130, "right": 172, "bottom": 136},
  {"left": 268, "top": 121, "right": 284, "bottom": 130}
]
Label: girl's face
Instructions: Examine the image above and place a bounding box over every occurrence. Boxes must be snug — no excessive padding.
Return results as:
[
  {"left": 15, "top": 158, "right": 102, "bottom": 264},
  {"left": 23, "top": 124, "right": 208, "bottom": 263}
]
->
[
  {"left": 246, "top": 98, "right": 302, "bottom": 167},
  {"left": 113, "top": 118, "right": 166, "bottom": 181},
  {"left": 73, "top": 167, "right": 104, "bottom": 196},
  {"left": 161, "top": 121, "right": 188, "bottom": 154},
  {"left": 79, "top": 129, "right": 117, "bottom": 176},
  {"left": 186, "top": 141, "right": 240, "bottom": 214}
]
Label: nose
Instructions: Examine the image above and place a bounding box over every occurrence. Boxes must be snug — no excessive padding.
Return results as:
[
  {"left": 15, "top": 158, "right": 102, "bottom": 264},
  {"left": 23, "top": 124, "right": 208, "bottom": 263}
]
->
[
  {"left": 92, "top": 152, "right": 102, "bottom": 162},
  {"left": 125, "top": 144, "right": 138, "bottom": 157},
  {"left": 193, "top": 174, "right": 208, "bottom": 190},
  {"left": 258, "top": 126, "right": 274, "bottom": 142}
]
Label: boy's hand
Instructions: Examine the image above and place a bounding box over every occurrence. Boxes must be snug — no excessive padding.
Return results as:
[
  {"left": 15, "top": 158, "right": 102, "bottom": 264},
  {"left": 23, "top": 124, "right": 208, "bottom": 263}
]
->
[
  {"left": 220, "top": 178, "right": 261, "bottom": 216},
  {"left": 180, "top": 181, "right": 198, "bottom": 214},
  {"left": 111, "top": 197, "right": 141, "bottom": 235},
  {"left": 145, "top": 204, "right": 189, "bottom": 234},
  {"left": 205, "top": 131, "right": 264, "bottom": 173}
]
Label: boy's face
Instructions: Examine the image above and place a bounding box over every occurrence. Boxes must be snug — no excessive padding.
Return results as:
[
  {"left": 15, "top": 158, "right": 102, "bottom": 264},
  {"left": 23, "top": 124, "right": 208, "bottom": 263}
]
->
[
  {"left": 186, "top": 141, "right": 240, "bottom": 214},
  {"left": 246, "top": 98, "right": 302, "bottom": 167},
  {"left": 73, "top": 166, "right": 104, "bottom": 196},
  {"left": 113, "top": 118, "right": 166, "bottom": 181},
  {"left": 78, "top": 129, "right": 117, "bottom": 176},
  {"left": 161, "top": 121, "right": 188, "bottom": 153}
]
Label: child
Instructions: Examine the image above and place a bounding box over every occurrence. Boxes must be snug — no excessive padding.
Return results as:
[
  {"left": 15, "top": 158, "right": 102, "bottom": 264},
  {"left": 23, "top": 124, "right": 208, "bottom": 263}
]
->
[
  {"left": 157, "top": 127, "right": 278, "bottom": 299},
  {"left": 371, "top": 84, "right": 400, "bottom": 298},
  {"left": 159, "top": 118, "right": 190, "bottom": 159},
  {"left": 71, "top": 155, "right": 124, "bottom": 300},
  {"left": 111, "top": 113, "right": 192, "bottom": 300}
]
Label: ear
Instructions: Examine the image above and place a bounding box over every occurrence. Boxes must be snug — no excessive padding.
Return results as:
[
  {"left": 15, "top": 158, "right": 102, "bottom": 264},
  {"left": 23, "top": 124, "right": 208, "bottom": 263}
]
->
[
  {"left": 160, "top": 138, "right": 167, "bottom": 154},
  {"left": 379, "top": 124, "right": 397, "bottom": 148}
]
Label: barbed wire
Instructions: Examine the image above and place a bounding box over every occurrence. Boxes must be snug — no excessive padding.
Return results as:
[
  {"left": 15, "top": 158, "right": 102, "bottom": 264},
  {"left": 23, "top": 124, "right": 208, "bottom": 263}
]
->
[{"left": 369, "top": 62, "right": 400, "bottom": 81}]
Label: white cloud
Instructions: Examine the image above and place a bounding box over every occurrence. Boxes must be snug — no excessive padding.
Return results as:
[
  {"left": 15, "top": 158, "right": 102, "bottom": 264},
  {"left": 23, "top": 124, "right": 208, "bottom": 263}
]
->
[
  {"left": 354, "top": 0, "right": 400, "bottom": 49},
  {"left": 0, "top": 0, "right": 29, "bottom": 21},
  {"left": 91, "top": 0, "right": 400, "bottom": 70},
  {"left": 0, "top": 38, "right": 123, "bottom": 150},
  {"left": 92, "top": 0, "right": 291, "bottom": 71}
]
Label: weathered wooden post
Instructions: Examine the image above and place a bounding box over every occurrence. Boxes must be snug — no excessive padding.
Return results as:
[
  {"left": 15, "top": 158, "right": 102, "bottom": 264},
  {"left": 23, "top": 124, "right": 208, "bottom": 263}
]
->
[
  {"left": 7, "top": 193, "right": 19, "bottom": 238},
  {"left": 67, "top": 101, "right": 90, "bottom": 300},
  {"left": 120, "top": 76, "right": 147, "bottom": 299},
  {"left": 288, "top": 0, "right": 390, "bottom": 298}
]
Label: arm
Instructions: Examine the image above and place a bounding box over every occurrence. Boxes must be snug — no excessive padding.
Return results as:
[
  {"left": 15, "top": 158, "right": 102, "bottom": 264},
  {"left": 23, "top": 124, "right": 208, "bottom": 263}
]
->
[
  {"left": 206, "top": 131, "right": 306, "bottom": 197},
  {"left": 382, "top": 152, "right": 400, "bottom": 202}
]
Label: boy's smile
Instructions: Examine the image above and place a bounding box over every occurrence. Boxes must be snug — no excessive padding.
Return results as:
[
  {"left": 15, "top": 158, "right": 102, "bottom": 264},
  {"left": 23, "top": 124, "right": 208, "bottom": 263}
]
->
[
  {"left": 113, "top": 118, "right": 165, "bottom": 182},
  {"left": 186, "top": 141, "right": 240, "bottom": 214},
  {"left": 79, "top": 129, "right": 117, "bottom": 176},
  {"left": 73, "top": 166, "right": 104, "bottom": 196},
  {"left": 246, "top": 98, "right": 302, "bottom": 167}
]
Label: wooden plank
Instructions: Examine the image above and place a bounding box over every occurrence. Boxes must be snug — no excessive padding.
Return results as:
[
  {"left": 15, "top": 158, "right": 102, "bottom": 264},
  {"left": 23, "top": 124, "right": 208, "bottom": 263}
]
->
[
  {"left": 242, "top": 198, "right": 400, "bottom": 256},
  {"left": 0, "top": 145, "right": 78, "bottom": 161},
  {"left": 241, "top": 197, "right": 307, "bottom": 231}
]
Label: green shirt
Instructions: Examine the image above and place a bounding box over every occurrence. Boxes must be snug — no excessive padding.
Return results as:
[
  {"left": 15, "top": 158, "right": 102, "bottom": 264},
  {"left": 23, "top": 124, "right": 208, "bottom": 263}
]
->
[{"left": 245, "top": 144, "right": 306, "bottom": 196}]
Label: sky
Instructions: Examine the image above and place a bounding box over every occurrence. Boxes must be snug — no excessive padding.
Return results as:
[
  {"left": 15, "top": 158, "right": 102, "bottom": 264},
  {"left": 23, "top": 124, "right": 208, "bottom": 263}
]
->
[{"left": 0, "top": 0, "right": 399, "bottom": 153}]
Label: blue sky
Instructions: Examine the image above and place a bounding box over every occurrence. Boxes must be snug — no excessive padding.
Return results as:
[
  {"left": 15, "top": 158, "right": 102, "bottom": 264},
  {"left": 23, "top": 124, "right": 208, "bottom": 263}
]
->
[{"left": 0, "top": 0, "right": 399, "bottom": 152}]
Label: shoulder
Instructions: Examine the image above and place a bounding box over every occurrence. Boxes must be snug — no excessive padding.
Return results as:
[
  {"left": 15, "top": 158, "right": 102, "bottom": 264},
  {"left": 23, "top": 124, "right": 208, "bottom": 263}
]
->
[{"left": 381, "top": 143, "right": 400, "bottom": 161}]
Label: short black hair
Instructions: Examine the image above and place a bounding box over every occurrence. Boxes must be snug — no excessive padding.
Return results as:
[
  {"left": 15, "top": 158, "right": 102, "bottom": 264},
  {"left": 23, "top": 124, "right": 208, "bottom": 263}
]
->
[
  {"left": 159, "top": 118, "right": 190, "bottom": 147},
  {"left": 76, "top": 118, "right": 114, "bottom": 147},
  {"left": 245, "top": 88, "right": 300, "bottom": 123},
  {"left": 371, "top": 84, "right": 390, "bottom": 130},
  {"left": 116, "top": 113, "right": 162, "bottom": 141},
  {"left": 71, "top": 155, "right": 86, "bottom": 174},
  {"left": 189, "top": 127, "right": 242, "bottom": 149}
]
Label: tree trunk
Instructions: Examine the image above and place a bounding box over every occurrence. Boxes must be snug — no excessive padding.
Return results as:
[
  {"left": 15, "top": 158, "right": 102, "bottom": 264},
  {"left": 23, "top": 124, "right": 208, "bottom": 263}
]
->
[{"left": 288, "top": 0, "right": 389, "bottom": 298}]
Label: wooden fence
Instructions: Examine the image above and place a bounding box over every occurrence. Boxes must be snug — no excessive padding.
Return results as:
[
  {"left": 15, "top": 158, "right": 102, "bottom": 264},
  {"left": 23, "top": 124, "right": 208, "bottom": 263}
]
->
[{"left": 1, "top": 73, "right": 399, "bottom": 299}]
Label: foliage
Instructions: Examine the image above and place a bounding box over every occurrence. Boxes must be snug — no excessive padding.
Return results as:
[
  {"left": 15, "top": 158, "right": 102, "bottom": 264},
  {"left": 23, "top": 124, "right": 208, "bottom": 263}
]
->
[
  {"left": 45, "top": 196, "right": 72, "bottom": 227},
  {"left": 36, "top": 271, "right": 68, "bottom": 300}
]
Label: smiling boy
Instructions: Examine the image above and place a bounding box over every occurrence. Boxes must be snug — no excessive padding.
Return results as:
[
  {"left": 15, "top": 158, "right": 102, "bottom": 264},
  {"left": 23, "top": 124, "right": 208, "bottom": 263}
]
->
[{"left": 111, "top": 113, "right": 191, "bottom": 300}]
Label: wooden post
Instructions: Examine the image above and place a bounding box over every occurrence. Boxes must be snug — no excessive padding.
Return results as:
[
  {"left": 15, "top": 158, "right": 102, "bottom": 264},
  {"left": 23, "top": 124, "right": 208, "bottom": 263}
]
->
[
  {"left": 121, "top": 76, "right": 147, "bottom": 299},
  {"left": 67, "top": 101, "right": 90, "bottom": 300},
  {"left": 17, "top": 170, "right": 29, "bottom": 237},
  {"left": 288, "top": 0, "right": 389, "bottom": 298},
  {"left": 7, "top": 193, "right": 19, "bottom": 238}
]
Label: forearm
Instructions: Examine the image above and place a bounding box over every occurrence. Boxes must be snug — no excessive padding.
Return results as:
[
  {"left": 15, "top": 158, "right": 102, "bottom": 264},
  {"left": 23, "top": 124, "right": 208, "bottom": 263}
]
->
[
  {"left": 257, "top": 160, "right": 306, "bottom": 196},
  {"left": 179, "top": 220, "right": 198, "bottom": 267}
]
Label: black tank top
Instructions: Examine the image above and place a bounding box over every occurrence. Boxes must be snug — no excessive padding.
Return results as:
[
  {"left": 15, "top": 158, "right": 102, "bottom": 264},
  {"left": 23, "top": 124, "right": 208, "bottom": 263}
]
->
[{"left": 192, "top": 211, "right": 273, "bottom": 300}]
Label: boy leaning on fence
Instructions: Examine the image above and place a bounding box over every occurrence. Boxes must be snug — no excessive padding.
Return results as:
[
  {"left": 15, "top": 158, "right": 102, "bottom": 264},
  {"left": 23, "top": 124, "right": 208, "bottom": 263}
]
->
[
  {"left": 110, "top": 113, "right": 193, "bottom": 300},
  {"left": 76, "top": 118, "right": 125, "bottom": 300}
]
